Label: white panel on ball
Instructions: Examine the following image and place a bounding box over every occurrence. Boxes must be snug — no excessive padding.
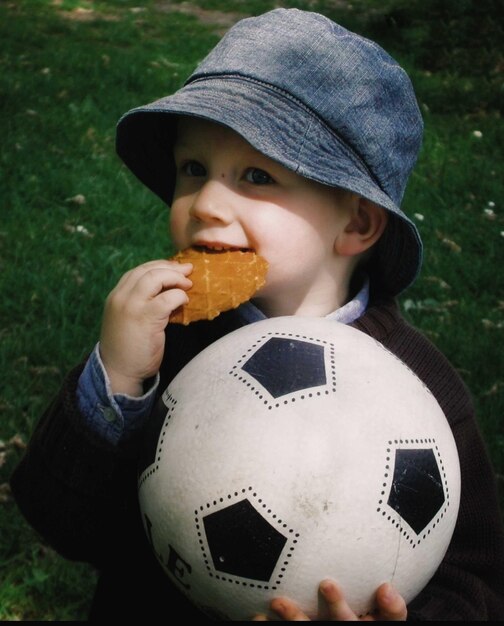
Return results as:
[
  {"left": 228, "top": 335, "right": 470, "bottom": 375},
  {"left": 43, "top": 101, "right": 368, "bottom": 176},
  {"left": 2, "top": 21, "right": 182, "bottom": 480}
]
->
[{"left": 138, "top": 317, "right": 461, "bottom": 620}]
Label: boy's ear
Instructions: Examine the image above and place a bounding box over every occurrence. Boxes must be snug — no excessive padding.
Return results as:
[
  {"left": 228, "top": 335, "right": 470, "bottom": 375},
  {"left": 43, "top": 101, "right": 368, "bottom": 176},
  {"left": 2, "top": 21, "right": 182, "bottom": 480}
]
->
[{"left": 335, "top": 198, "right": 388, "bottom": 257}]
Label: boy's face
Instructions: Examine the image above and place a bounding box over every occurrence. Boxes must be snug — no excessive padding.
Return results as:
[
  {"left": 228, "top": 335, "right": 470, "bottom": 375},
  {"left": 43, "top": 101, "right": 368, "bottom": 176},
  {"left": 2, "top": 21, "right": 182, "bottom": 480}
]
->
[{"left": 171, "top": 117, "right": 358, "bottom": 316}]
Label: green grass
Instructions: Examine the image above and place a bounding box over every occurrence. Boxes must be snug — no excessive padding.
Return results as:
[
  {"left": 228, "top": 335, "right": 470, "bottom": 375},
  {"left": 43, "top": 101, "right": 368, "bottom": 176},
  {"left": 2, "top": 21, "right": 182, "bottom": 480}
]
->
[{"left": 1, "top": 0, "right": 503, "bottom": 619}]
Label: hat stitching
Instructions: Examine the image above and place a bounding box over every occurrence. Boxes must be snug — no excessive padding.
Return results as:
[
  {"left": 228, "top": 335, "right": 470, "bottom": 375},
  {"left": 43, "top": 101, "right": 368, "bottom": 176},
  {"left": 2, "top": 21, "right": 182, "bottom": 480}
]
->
[
  {"left": 188, "top": 74, "right": 381, "bottom": 192},
  {"left": 292, "top": 116, "right": 313, "bottom": 173}
]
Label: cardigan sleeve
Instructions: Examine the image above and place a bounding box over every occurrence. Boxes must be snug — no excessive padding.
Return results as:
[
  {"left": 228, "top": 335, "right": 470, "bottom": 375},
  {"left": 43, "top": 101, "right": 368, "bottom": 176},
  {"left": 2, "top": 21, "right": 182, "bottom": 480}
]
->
[{"left": 9, "top": 363, "right": 145, "bottom": 570}]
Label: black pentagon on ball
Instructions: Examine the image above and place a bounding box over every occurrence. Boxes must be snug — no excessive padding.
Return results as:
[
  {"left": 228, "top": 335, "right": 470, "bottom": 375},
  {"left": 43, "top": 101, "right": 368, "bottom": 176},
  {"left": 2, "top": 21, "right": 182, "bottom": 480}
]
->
[
  {"left": 241, "top": 337, "right": 326, "bottom": 398},
  {"left": 387, "top": 448, "right": 445, "bottom": 534},
  {"left": 203, "top": 499, "right": 287, "bottom": 581}
]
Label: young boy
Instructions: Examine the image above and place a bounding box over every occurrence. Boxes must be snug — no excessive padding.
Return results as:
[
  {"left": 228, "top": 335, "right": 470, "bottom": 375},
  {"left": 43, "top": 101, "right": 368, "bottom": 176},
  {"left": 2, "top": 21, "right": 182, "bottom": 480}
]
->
[{"left": 10, "top": 8, "right": 504, "bottom": 621}]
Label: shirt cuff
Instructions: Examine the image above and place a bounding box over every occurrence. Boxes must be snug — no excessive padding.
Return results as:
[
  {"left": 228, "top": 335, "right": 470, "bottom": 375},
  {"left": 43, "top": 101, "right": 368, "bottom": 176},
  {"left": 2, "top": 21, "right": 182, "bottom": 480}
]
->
[{"left": 76, "top": 343, "right": 159, "bottom": 445}]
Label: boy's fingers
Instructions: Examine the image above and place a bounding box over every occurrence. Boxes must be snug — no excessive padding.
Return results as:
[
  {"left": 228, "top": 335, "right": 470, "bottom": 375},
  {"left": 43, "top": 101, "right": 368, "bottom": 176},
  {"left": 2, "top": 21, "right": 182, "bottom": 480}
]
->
[
  {"left": 115, "top": 260, "right": 193, "bottom": 291},
  {"left": 319, "top": 580, "right": 357, "bottom": 621},
  {"left": 156, "top": 288, "right": 190, "bottom": 320},
  {"left": 128, "top": 268, "right": 193, "bottom": 300},
  {"left": 270, "top": 597, "right": 310, "bottom": 621},
  {"left": 251, "top": 582, "right": 406, "bottom": 622},
  {"left": 374, "top": 583, "right": 407, "bottom": 621}
]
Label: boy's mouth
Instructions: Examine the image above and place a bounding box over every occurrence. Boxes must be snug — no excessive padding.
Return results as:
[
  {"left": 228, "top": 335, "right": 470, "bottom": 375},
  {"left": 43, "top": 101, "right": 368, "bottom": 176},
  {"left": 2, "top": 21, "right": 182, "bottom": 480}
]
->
[{"left": 192, "top": 243, "right": 253, "bottom": 254}]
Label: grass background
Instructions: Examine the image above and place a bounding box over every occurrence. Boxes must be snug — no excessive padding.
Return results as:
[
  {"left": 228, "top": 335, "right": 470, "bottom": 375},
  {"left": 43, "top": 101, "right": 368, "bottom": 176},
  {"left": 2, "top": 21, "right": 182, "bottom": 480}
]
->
[{"left": 1, "top": 0, "right": 502, "bottom": 619}]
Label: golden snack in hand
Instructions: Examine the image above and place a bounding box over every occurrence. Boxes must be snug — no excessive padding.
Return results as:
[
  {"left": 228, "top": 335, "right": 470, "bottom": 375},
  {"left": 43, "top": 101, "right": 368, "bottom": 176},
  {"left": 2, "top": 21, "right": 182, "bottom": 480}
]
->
[{"left": 169, "top": 248, "right": 268, "bottom": 325}]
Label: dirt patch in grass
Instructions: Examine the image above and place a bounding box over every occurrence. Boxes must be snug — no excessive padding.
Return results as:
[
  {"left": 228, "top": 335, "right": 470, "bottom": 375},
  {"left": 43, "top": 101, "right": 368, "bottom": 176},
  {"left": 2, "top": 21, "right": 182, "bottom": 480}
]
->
[
  {"left": 54, "top": 4, "right": 120, "bottom": 23},
  {"left": 53, "top": 0, "right": 246, "bottom": 32},
  {"left": 155, "top": 1, "right": 249, "bottom": 33}
]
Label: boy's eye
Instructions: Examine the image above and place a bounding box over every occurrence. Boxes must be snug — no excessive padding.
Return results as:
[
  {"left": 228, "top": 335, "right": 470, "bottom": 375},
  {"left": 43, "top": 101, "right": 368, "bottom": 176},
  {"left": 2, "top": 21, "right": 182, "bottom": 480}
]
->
[
  {"left": 244, "top": 168, "right": 274, "bottom": 185},
  {"left": 182, "top": 160, "right": 206, "bottom": 177}
]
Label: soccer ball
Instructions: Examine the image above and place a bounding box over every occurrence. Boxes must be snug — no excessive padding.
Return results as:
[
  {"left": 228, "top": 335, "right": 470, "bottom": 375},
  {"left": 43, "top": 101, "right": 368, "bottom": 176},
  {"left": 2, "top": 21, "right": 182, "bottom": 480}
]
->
[{"left": 138, "top": 317, "right": 461, "bottom": 620}]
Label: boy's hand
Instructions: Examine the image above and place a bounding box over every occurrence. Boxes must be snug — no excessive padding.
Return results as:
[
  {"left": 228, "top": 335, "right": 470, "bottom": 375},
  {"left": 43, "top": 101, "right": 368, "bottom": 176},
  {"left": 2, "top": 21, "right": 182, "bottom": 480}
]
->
[
  {"left": 99, "top": 259, "right": 193, "bottom": 396},
  {"left": 253, "top": 580, "right": 407, "bottom": 621}
]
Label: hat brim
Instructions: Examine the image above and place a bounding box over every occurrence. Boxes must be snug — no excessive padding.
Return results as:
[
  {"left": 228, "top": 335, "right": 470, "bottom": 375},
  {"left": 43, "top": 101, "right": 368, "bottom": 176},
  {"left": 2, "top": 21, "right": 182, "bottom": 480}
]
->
[{"left": 116, "top": 75, "right": 422, "bottom": 295}]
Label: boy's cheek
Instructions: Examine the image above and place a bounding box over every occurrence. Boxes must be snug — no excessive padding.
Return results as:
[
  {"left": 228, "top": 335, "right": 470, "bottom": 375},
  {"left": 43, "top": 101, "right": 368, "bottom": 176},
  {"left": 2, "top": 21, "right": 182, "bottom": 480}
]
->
[{"left": 169, "top": 211, "right": 189, "bottom": 248}]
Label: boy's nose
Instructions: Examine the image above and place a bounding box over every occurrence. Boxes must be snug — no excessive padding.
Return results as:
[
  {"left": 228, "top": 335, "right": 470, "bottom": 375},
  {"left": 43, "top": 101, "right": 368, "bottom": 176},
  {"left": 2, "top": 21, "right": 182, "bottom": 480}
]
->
[{"left": 189, "top": 180, "right": 234, "bottom": 224}]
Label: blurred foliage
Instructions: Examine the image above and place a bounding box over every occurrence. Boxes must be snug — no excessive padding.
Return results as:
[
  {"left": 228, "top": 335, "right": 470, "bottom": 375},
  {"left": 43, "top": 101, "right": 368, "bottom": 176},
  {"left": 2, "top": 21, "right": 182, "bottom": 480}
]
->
[{"left": 350, "top": 0, "right": 504, "bottom": 114}]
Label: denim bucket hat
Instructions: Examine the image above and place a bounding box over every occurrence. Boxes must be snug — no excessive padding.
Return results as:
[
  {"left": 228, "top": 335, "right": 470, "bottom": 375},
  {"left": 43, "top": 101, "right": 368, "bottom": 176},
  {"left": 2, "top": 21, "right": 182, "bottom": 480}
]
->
[{"left": 116, "top": 8, "right": 423, "bottom": 296}]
